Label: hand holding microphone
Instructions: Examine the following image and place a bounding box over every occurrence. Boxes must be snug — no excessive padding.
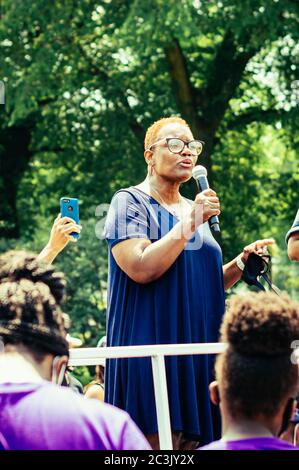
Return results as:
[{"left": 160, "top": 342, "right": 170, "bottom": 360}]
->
[
  {"left": 191, "top": 165, "right": 221, "bottom": 234},
  {"left": 189, "top": 189, "right": 221, "bottom": 233}
]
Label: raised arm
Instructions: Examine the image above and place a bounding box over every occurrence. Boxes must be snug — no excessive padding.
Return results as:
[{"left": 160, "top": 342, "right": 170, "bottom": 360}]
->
[{"left": 38, "top": 214, "right": 82, "bottom": 264}]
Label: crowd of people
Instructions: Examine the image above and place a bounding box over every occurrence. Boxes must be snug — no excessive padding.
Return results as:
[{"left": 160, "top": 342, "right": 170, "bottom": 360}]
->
[
  {"left": 0, "top": 251, "right": 150, "bottom": 450},
  {"left": 0, "top": 117, "right": 298, "bottom": 451}
]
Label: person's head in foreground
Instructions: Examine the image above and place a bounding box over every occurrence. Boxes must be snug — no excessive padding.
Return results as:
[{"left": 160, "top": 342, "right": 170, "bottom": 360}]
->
[
  {"left": 0, "top": 250, "right": 69, "bottom": 383},
  {"left": 0, "top": 251, "right": 150, "bottom": 450},
  {"left": 200, "top": 292, "right": 299, "bottom": 450}
]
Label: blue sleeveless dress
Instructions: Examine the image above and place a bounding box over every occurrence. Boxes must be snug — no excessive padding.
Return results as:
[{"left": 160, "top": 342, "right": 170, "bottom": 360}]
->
[{"left": 104, "top": 187, "right": 225, "bottom": 444}]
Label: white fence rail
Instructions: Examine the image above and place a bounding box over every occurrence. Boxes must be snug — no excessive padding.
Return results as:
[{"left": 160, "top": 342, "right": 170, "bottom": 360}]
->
[{"left": 69, "top": 342, "right": 227, "bottom": 450}]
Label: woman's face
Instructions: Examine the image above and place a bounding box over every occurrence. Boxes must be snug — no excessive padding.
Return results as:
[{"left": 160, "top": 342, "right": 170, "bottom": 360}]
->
[{"left": 147, "top": 122, "right": 198, "bottom": 183}]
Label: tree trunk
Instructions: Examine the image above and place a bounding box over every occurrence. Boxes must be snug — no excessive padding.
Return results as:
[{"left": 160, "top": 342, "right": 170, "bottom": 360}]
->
[
  {"left": 0, "top": 124, "right": 32, "bottom": 238},
  {"left": 165, "top": 33, "right": 259, "bottom": 184}
]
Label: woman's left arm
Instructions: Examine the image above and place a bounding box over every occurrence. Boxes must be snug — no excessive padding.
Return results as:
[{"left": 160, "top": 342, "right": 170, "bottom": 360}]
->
[{"left": 223, "top": 238, "right": 275, "bottom": 291}]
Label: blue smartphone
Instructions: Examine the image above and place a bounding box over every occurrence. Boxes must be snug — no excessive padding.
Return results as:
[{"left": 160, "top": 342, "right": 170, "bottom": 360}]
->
[{"left": 60, "top": 197, "right": 80, "bottom": 239}]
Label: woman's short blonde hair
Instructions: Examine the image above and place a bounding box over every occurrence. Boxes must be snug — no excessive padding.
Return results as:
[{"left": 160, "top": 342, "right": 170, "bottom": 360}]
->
[{"left": 144, "top": 116, "right": 189, "bottom": 150}]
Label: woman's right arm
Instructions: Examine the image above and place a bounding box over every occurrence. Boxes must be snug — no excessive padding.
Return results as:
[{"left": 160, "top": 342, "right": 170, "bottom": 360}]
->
[{"left": 112, "top": 189, "right": 220, "bottom": 284}]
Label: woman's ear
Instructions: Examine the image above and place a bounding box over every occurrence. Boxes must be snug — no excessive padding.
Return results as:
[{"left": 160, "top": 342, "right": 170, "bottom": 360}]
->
[
  {"left": 53, "top": 355, "right": 68, "bottom": 385},
  {"left": 209, "top": 380, "right": 220, "bottom": 405},
  {"left": 144, "top": 149, "right": 152, "bottom": 165},
  {"left": 144, "top": 149, "right": 155, "bottom": 176}
]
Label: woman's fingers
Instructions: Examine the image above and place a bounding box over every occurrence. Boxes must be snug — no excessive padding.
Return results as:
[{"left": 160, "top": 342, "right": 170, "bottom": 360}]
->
[
  {"left": 195, "top": 191, "right": 217, "bottom": 204},
  {"left": 204, "top": 199, "right": 220, "bottom": 208},
  {"left": 242, "top": 239, "right": 275, "bottom": 263},
  {"left": 246, "top": 239, "right": 275, "bottom": 252},
  {"left": 201, "top": 188, "right": 217, "bottom": 197},
  {"left": 58, "top": 216, "right": 78, "bottom": 225},
  {"left": 203, "top": 199, "right": 220, "bottom": 215},
  {"left": 206, "top": 196, "right": 219, "bottom": 203},
  {"left": 196, "top": 195, "right": 219, "bottom": 207},
  {"left": 60, "top": 224, "right": 81, "bottom": 235},
  {"left": 254, "top": 239, "right": 275, "bottom": 250},
  {"left": 53, "top": 213, "right": 62, "bottom": 227},
  {"left": 193, "top": 190, "right": 221, "bottom": 226}
]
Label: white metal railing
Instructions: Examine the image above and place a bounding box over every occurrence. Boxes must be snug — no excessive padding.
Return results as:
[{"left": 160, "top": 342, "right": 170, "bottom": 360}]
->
[{"left": 69, "top": 342, "right": 227, "bottom": 450}]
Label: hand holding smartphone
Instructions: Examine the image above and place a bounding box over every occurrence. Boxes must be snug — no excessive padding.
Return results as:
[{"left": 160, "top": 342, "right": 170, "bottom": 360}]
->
[{"left": 60, "top": 197, "right": 80, "bottom": 239}]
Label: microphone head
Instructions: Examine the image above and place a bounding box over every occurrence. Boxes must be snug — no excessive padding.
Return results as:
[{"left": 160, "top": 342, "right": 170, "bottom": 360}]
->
[{"left": 192, "top": 165, "right": 207, "bottom": 180}]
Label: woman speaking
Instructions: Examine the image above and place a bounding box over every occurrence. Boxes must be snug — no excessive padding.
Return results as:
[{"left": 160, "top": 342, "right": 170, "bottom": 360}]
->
[{"left": 104, "top": 116, "right": 274, "bottom": 449}]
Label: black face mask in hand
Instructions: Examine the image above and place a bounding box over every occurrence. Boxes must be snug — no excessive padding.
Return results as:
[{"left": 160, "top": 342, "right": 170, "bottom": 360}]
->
[{"left": 242, "top": 253, "right": 281, "bottom": 295}]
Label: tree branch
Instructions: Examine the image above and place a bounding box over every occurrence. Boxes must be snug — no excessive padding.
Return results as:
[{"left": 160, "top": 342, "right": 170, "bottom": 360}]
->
[
  {"left": 199, "top": 30, "right": 258, "bottom": 130},
  {"left": 227, "top": 108, "right": 288, "bottom": 130},
  {"left": 76, "top": 41, "right": 145, "bottom": 145}
]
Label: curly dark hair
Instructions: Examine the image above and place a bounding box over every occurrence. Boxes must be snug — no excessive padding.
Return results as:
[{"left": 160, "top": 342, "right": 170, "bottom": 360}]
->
[
  {"left": 0, "top": 251, "right": 69, "bottom": 359},
  {"left": 216, "top": 292, "right": 299, "bottom": 419}
]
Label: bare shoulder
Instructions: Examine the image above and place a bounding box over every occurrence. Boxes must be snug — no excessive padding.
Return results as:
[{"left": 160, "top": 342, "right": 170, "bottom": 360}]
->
[
  {"left": 133, "top": 182, "right": 150, "bottom": 196},
  {"left": 85, "top": 384, "right": 105, "bottom": 401}
]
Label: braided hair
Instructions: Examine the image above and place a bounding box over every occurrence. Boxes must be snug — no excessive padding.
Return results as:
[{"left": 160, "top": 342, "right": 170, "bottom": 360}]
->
[
  {"left": 216, "top": 292, "right": 299, "bottom": 419},
  {"left": 0, "top": 251, "right": 69, "bottom": 359}
]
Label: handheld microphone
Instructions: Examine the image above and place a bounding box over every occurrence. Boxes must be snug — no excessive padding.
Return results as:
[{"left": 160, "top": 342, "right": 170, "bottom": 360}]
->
[{"left": 192, "top": 165, "right": 220, "bottom": 234}]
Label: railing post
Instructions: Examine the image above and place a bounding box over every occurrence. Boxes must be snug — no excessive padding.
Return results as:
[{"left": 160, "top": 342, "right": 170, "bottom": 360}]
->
[
  {"left": 151, "top": 355, "right": 173, "bottom": 450},
  {"left": 69, "top": 343, "right": 227, "bottom": 449}
]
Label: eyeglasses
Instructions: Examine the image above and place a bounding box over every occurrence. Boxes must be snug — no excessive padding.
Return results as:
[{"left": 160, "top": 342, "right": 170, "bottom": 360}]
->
[{"left": 149, "top": 137, "right": 205, "bottom": 156}]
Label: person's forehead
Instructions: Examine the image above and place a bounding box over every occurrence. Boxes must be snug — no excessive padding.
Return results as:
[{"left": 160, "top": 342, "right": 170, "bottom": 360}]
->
[{"left": 156, "top": 122, "right": 193, "bottom": 141}]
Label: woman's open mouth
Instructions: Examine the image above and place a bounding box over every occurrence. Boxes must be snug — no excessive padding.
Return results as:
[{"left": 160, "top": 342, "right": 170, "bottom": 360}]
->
[{"left": 178, "top": 159, "right": 193, "bottom": 168}]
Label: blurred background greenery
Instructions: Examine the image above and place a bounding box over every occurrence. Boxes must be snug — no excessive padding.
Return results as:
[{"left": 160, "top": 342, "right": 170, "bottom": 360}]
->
[{"left": 0, "top": 0, "right": 298, "bottom": 352}]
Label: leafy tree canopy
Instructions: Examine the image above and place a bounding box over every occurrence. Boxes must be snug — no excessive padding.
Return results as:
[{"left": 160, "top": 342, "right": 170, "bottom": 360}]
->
[{"left": 0, "top": 0, "right": 298, "bottom": 341}]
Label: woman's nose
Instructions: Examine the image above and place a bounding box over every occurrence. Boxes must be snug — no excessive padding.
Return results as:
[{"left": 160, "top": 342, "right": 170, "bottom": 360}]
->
[{"left": 181, "top": 145, "right": 192, "bottom": 156}]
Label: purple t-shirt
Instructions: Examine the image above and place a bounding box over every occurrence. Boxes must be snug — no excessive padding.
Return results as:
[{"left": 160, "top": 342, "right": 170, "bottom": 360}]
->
[
  {"left": 0, "top": 381, "right": 151, "bottom": 450},
  {"left": 200, "top": 437, "right": 298, "bottom": 450}
]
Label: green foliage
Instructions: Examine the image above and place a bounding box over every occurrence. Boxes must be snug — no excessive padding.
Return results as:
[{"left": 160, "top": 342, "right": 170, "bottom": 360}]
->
[
  {"left": 70, "top": 366, "right": 93, "bottom": 388},
  {"left": 214, "top": 123, "right": 299, "bottom": 260},
  {"left": 0, "top": 0, "right": 298, "bottom": 340},
  {"left": 0, "top": 216, "right": 107, "bottom": 345}
]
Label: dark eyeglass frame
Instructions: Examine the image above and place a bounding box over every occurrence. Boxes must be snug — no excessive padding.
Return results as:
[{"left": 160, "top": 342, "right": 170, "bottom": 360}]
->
[{"left": 148, "top": 137, "right": 205, "bottom": 156}]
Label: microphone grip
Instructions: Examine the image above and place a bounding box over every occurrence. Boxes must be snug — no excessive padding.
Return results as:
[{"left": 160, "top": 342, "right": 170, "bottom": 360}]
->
[
  {"left": 196, "top": 176, "right": 220, "bottom": 234},
  {"left": 209, "top": 216, "right": 221, "bottom": 233}
]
